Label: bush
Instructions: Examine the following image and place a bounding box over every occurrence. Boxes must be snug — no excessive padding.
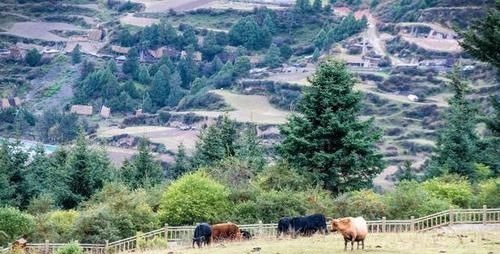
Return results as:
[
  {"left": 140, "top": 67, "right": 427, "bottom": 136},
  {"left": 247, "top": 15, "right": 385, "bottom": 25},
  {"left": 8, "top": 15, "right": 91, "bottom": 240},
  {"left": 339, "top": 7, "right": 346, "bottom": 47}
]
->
[
  {"left": 136, "top": 232, "right": 167, "bottom": 250},
  {"left": 332, "top": 190, "right": 388, "bottom": 220},
  {"left": 0, "top": 207, "right": 35, "bottom": 247},
  {"left": 256, "top": 163, "right": 313, "bottom": 191},
  {"left": 422, "top": 175, "right": 473, "bottom": 208},
  {"left": 475, "top": 178, "right": 500, "bottom": 208},
  {"left": 158, "top": 171, "right": 230, "bottom": 225},
  {"left": 384, "top": 181, "right": 452, "bottom": 219},
  {"left": 55, "top": 242, "right": 84, "bottom": 254},
  {"left": 32, "top": 210, "right": 79, "bottom": 242}
]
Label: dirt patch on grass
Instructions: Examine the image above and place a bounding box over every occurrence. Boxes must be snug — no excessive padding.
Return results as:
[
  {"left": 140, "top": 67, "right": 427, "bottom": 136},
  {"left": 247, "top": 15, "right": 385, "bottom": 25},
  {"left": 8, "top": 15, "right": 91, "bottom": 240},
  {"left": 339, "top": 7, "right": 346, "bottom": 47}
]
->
[
  {"left": 401, "top": 36, "right": 461, "bottom": 53},
  {"left": 120, "top": 13, "right": 159, "bottom": 27},
  {"left": 97, "top": 126, "right": 199, "bottom": 153},
  {"left": 198, "top": 1, "right": 286, "bottom": 10},
  {"left": 0, "top": 21, "right": 86, "bottom": 41}
]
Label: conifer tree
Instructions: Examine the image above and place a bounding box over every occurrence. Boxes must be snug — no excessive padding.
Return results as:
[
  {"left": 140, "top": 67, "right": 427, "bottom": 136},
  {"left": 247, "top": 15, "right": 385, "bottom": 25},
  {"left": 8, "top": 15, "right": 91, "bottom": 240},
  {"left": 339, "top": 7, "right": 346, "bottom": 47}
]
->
[
  {"left": 170, "top": 143, "right": 191, "bottom": 179},
  {"left": 428, "top": 70, "right": 480, "bottom": 180},
  {"left": 264, "top": 44, "right": 282, "bottom": 68},
  {"left": 278, "top": 60, "right": 384, "bottom": 193},
  {"left": 71, "top": 44, "right": 82, "bottom": 64},
  {"left": 150, "top": 69, "right": 170, "bottom": 107}
]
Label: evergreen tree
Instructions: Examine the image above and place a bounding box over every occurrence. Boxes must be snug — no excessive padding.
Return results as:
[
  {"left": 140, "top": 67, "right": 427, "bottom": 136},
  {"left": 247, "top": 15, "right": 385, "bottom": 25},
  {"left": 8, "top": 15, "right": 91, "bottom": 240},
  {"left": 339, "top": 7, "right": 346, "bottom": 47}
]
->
[
  {"left": 169, "top": 143, "right": 191, "bottom": 179},
  {"left": 178, "top": 46, "right": 198, "bottom": 89},
  {"left": 263, "top": 14, "right": 277, "bottom": 34},
  {"left": 233, "top": 56, "right": 251, "bottom": 77},
  {"left": 236, "top": 125, "right": 266, "bottom": 172},
  {"left": 313, "top": 0, "right": 322, "bottom": 11},
  {"left": 193, "top": 115, "right": 238, "bottom": 167},
  {"left": 143, "top": 92, "right": 154, "bottom": 113},
  {"left": 181, "top": 26, "right": 198, "bottom": 48},
  {"left": 200, "top": 31, "right": 223, "bottom": 61},
  {"left": 458, "top": 2, "right": 500, "bottom": 69},
  {"left": 71, "top": 44, "right": 82, "bottom": 64},
  {"left": 25, "top": 48, "right": 41, "bottom": 67},
  {"left": 121, "top": 138, "right": 163, "bottom": 188},
  {"left": 123, "top": 80, "right": 140, "bottom": 99},
  {"left": 280, "top": 45, "right": 293, "bottom": 61},
  {"left": 122, "top": 47, "right": 140, "bottom": 76},
  {"left": 264, "top": 44, "right": 282, "bottom": 68},
  {"left": 295, "top": 0, "right": 310, "bottom": 12},
  {"left": 166, "top": 71, "right": 186, "bottom": 107},
  {"left": 428, "top": 70, "right": 480, "bottom": 180},
  {"left": 278, "top": 60, "right": 384, "bottom": 193},
  {"left": 150, "top": 69, "right": 170, "bottom": 107},
  {"left": 80, "top": 59, "right": 95, "bottom": 80},
  {"left": 137, "top": 65, "right": 151, "bottom": 85},
  {"left": 107, "top": 59, "right": 118, "bottom": 74}
]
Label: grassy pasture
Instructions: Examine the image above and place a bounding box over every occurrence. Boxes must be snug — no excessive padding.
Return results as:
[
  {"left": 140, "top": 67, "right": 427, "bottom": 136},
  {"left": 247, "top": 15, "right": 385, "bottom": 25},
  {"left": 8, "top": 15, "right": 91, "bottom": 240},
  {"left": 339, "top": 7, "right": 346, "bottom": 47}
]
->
[{"left": 152, "top": 231, "right": 500, "bottom": 254}]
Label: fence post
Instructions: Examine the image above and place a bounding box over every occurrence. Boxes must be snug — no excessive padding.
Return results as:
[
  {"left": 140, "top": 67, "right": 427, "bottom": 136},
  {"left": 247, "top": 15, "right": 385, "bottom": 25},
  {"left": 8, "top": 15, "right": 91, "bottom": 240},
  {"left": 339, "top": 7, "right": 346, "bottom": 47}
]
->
[
  {"left": 104, "top": 240, "right": 109, "bottom": 254},
  {"left": 258, "top": 220, "right": 263, "bottom": 236},
  {"left": 410, "top": 216, "right": 415, "bottom": 232},
  {"left": 381, "top": 217, "right": 386, "bottom": 233},
  {"left": 44, "top": 240, "right": 49, "bottom": 254},
  {"left": 483, "top": 205, "right": 487, "bottom": 225},
  {"left": 164, "top": 223, "right": 169, "bottom": 242},
  {"left": 449, "top": 207, "right": 454, "bottom": 225}
]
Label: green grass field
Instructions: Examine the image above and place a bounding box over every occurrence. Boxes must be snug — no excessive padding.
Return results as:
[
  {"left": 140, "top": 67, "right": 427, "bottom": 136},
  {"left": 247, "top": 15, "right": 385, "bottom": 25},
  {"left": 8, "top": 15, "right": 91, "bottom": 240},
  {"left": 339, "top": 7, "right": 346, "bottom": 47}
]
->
[{"left": 142, "top": 231, "right": 500, "bottom": 254}]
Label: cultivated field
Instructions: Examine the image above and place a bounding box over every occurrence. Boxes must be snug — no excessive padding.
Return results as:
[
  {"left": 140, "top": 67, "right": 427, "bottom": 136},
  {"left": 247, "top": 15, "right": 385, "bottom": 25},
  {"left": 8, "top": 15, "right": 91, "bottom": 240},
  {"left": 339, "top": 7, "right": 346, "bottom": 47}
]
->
[
  {"left": 401, "top": 36, "right": 461, "bottom": 53},
  {"left": 0, "top": 21, "right": 86, "bottom": 41},
  {"left": 196, "top": 0, "right": 287, "bottom": 10},
  {"left": 129, "top": 0, "right": 217, "bottom": 12},
  {"left": 97, "top": 126, "right": 199, "bottom": 153},
  {"left": 120, "top": 13, "right": 159, "bottom": 27},
  {"left": 144, "top": 230, "right": 500, "bottom": 254},
  {"left": 177, "top": 90, "right": 290, "bottom": 124}
]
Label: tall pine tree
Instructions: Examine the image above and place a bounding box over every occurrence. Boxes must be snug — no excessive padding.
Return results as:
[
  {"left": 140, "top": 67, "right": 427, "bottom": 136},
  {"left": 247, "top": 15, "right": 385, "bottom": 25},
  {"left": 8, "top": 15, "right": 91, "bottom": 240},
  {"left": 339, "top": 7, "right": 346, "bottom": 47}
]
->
[
  {"left": 427, "top": 70, "right": 480, "bottom": 180},
  {"left": 278, "top": 60, "right": 384, "bottom": 193}
]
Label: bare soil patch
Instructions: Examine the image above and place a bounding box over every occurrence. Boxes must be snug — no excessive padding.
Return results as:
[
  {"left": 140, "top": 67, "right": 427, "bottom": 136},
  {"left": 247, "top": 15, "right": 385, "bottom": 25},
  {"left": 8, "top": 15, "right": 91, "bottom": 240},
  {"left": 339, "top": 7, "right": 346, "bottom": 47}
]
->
[
  {"left": 120, "top": 13, "right": 159, "bottom": 27},
  {"left": 130, "top": 0, "right": 217, "bottom": 12},
  {"left": 0, "top": 21, "right": 86, "bottom": 41}
]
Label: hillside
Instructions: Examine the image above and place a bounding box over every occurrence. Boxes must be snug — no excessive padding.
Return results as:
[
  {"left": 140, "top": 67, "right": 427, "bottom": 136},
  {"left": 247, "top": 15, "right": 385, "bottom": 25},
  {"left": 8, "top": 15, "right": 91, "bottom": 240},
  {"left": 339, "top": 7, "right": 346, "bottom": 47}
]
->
[{"left": 0, "top": 0, "right": 497, "bottom": 188}]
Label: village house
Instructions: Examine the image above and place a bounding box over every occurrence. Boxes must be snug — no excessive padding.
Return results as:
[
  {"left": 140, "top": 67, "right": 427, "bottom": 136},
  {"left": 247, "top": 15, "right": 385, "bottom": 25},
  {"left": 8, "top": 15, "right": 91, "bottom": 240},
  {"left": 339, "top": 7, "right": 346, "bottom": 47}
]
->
[
  {"left": 111, "top": 45, "right": 130, "bottom": 55},
  {"left": 100, "top": 105, "right": 111, "bottom": 118},
  {"left": 1, "top": 97, "right": 22, "bottom": 109},
  {"left": 70, "top": 105, "right": 93, "bottom": 116}
]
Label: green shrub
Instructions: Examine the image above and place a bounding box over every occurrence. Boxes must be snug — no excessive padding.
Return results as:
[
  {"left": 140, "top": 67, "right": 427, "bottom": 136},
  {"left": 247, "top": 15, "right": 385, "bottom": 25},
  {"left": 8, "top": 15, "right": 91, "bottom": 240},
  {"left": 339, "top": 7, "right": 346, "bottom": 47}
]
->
[
  {"left": 422, "top": 175, "right": 473, "bottom": 207},
  {"left": 475, "top": 178, "right": 500, "bottom": 208},
  {"left": 0, "top": 207, "right": 35, "bottom": 247},
  {"left": 256, "top": 163, "right": 314, "bottom": 191},
  {"left": 384, "top": 180, "right": 452, "bottom": 219},
  {"left": 158, "top": 171, "right": 230, "bottom": 225},
  {"left": 136, "top": 232, "right": 167, "bottom": 250},
  {"left": 55, "top": 242, "right": 84, "bottom": 254},
  {"left": 332, "top": 189, "right": 388, "bottom": 220},
  {"left": 33, "top": 210, "right": 79, "bottom": 242}
]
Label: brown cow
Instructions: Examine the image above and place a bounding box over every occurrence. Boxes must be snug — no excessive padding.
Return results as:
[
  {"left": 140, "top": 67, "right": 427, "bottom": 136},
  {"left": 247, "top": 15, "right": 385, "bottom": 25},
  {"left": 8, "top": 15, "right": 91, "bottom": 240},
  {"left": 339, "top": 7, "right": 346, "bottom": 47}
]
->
[
  {"left": 331, "top": 217, "right": 368, "bottom": 251},
  {"left": 211, "top": 222, "right": 241, "bottom": 242}
]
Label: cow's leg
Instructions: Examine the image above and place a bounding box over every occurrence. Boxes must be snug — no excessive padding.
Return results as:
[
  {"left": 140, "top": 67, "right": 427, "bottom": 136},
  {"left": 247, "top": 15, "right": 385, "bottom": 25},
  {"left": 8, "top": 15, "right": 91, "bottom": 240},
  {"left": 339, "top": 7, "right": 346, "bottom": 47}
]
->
[
  {"left": 362, "top": 240, "right": 364, "bottom": 250},
  {"left": 357, "top": 241, "right": 360, "bottom": 249},
  {"left": 344, "top": 239, "right": 348, "bottom": 251},
  {"left": 351, "top": 240, "right": 354, "bottom": 251}
]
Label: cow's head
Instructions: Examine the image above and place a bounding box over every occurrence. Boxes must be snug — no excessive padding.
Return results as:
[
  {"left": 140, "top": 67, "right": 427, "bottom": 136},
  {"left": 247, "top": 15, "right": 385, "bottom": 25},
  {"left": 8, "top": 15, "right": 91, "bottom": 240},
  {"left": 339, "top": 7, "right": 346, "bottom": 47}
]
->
[
  {"left": 192, "top": 236, "right": 205, "bottom": 248},
  {"left": 240, "top": 229, "right": 253, "bottom": 240}
]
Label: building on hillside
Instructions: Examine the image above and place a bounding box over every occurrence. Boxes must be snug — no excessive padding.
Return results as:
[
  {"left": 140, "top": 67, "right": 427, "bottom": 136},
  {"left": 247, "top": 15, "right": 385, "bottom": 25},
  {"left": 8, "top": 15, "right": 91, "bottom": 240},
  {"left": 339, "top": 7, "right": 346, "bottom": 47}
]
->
[
  {"left": 1, "top": 97, "right": 22, "bottom": 109},
  {"left": 111, "top": 45, "right": 130, "bottom": 55},
  {"left": 70, "top": 105, "right": 93, "bottom": 116},
  {"left": 88, "top": 29, "right": 103, "bottom": 41},
  {"left": 100, "top": 105, "right": 111, "bottom": 118},
  {"left": 9, "top": 46, "right": 23, "bottom": 60},
  {"left": 180, "top": 50, "right": 202, "bottom": 61},
  {"left": 1, "top": 98, "right": 10, "bottom": 109}
]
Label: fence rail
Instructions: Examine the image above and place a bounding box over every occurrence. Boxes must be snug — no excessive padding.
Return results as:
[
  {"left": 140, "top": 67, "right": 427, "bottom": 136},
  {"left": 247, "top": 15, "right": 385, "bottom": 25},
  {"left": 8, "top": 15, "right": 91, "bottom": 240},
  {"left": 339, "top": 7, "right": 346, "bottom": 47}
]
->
[{"left": 3, "top": 207, "right": 499, "bottom": 254}]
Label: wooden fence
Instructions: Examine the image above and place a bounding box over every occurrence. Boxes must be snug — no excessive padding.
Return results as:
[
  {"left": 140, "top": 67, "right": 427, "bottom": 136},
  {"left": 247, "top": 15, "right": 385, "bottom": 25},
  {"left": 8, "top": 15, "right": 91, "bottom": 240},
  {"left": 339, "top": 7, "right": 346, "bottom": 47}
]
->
[{"left": 1, "top": 206, "right": 499, "bottom": 254}]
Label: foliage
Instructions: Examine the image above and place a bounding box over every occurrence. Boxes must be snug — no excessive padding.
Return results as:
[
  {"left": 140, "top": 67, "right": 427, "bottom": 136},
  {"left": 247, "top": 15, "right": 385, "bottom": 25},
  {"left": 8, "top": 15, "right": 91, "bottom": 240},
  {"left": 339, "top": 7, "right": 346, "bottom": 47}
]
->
[
  {"left": 264, "top": 44, "right": 282, "bottom": 68},
  {"left": 122, "top": 47, "right": 139, "bottom": 76},
  {"left": 332, "top": 189, "right": 388, "bottom": 220},
  {"left": 0, "top": 207, "right": 34, "bottom": 247},
  {"left": 257, "top": 162, "right": 313, "bottom": 192},
  {"left": 150, "top": 68, "right": 170, "bottom": 107},
  {"left": 229, "top": 16, "right": 272, "bottom": 50},
  {"left": 121, "top": 138, "right": 164, "bottom": 189},
  {"left": 278, "top": 60, "right": 384, "bottom": 194},
  {"left": 422, "top": 175, "right": 473, "bottom": 207},
  {"left": 158, "top": 171, "right": 230, "bottom": 225},
  {"left": 475, "top": 178, "right": 500, "bottom": 208},
  {"left": 136, "top": 232, "right": 167, "bottom": 250},
  {"left": 25, "top": 48, "right": 41, "bottom": 67},
  {"left": 71, "top": 44, "right": 82, "bottom": 65},
  {"left": 55, "top": 242, "right": 84, "bottom": 254},
  {"left": 458, "top": 2, "right": 499, "bottom": 69},
  {"left": 427, "top": 70, "right": 480, "bottom": 180},
  {"left": 384, "top": 181, "right": 451, "bottom": 219},
  {"left": 32, "top": 210, "right": 79, "bottom": 243},
  {"left": 72, "top": 183, "right": 159, "bottom": 243},
  {"left": 169, "top": 143, "right": 191, "bottom": 179},
  {"left": 192, "top": 115, "right": 238, "bottom": 167},
  {"left": 236, "top": 125, "right": 266, "bottom": 172},
  {"left": 36, "top": 110, "right": 80, "bottom": 143}
]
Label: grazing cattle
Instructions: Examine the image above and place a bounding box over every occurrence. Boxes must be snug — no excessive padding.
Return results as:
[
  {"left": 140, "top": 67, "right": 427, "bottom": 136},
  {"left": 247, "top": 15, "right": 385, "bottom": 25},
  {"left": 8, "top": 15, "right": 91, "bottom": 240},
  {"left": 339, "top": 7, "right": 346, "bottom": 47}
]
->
[
  {"left": 290, "top": 214, "right": 328, "bottom": 237},
  {"left": 240, "top": 229, "right": 253, "bottom": 240},
  {"left": 277, "top": 217, "right": 292, "bottom": 238},
  {"left": 211, "top": 223, "right": 241, "bottom": 242},
  {"left": 331, "top": 216, "right": 368, "bottom": 251},
  {"left": 192, "top": 223, "right": 211, "bottom": 248}
]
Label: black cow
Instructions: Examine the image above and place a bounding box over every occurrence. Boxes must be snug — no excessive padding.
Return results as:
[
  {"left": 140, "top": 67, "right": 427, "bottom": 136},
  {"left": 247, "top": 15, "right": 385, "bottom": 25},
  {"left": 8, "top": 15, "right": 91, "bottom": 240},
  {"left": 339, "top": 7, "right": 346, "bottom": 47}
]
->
[
  {"left": 277, "top": 217, "right": 292, "bottom": 238},
  {"left": 192, "top": 223, "right": 211, "bottom": 248},
  {"left": 240, "top": 229, "right": 253, "bottom": 240},
  {"left": 290, "top": 214, "right": 327, "bottom": 237}
]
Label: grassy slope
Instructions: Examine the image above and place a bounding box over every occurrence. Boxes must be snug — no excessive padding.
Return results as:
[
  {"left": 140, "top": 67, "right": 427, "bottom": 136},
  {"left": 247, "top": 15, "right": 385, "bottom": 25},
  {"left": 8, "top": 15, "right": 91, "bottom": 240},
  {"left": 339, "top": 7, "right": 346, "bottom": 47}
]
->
[{"left": 142, "top": 231, "right": 500, "bottom": 254}]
